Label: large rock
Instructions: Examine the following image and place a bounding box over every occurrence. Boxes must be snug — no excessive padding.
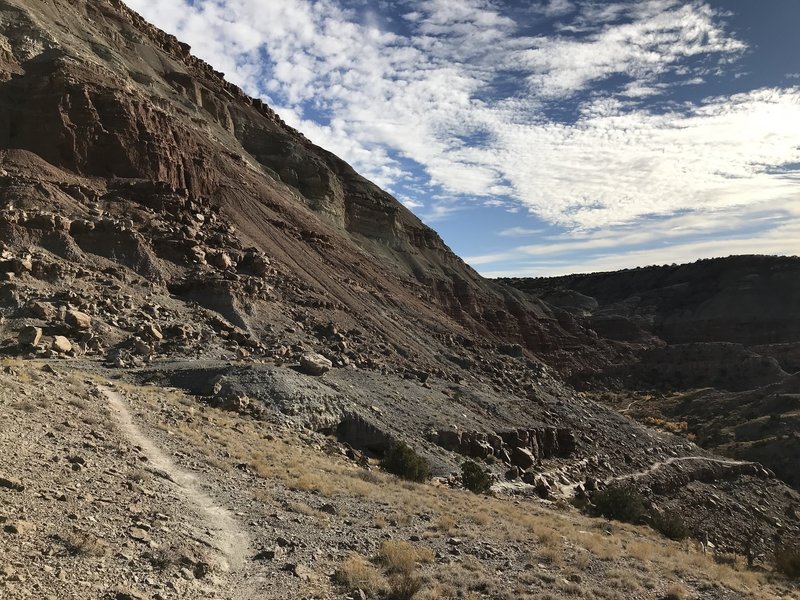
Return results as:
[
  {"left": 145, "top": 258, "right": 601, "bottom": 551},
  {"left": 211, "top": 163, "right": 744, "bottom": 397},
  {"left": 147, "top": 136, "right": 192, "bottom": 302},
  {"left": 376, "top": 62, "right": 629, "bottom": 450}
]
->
[
  {"left": 437, "top": 429, "right": 462, "bottom": 450},
  {"left": 207, "top": 250, "right": 233, "bottom": 269},
  {"left": 65, "top": 309, "right": 92, "bottom": 330},
  {"left": 510, "top": 447, "right": 535, "bottom": 470},
  {"left": 52, "top": 336, "right": 72, "bottom": 353},
  {"left": 18, "top": 326, "right": 42, "bottom": 347},
  {"left": 30, "top": 301, "right": 55, "bottom": 319},
  {"left": 299, "top": 352, "right": 332, "bottom": 376}
]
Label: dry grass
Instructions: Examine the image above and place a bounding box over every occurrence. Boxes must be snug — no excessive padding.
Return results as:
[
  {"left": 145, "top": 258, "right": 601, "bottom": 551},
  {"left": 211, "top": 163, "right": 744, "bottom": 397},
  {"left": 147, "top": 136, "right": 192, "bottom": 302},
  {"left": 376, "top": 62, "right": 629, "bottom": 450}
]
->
[
  {"left": 432, "top": 514, "right": 456, "bottom": 533},
  {"left": 663, "top": 583, "right": 690, "bottom": 600},
  {"left": 379, "top": 540, "right": 420, "bottom": 575},
  {"left": 335, "top": 554, "right": 388, "bottom": 595}
]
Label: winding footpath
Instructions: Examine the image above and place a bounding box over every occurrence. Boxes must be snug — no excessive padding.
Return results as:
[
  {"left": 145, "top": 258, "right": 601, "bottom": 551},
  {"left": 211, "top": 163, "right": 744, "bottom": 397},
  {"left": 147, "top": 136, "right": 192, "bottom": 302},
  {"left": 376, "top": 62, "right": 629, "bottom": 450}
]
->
[
  {"left": 557, "top": 455, "right": 757, "bottom": 498},
  {"left": 98, "top": 386, "right": 251, "bottom": 576}
]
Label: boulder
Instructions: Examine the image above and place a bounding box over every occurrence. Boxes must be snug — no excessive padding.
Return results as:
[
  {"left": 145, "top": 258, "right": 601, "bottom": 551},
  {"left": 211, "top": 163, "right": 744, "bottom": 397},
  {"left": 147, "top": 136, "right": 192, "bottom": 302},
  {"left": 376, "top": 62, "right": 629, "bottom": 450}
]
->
[
  {"left": 299, "top": 352, "right": 332, "bottom": 376},
  {"left": 65, "top": 309, "right": 92, "bottom": 330},
  {"left": 143, "top": 324, "right": 163, "bottom": 341},
  {"left": 208, "top": 251, "right": 233, "bottom": 269},
  {"left": 469, "top": 440, "right": 494, "bottom": 459},
  {"left": 52, "top": 336, "right": 72, "bottom": 353},
  {"left": 437, "top": 429, "right": 462, "bottom": 450},
  {"left": 251, "top": 254, "right": 272, "bottom": 276},
  {"left": 487, "top": 433, "right": 503, "bottom": 451},
  {"left": 510, "top": 447, "right": 535, "bottom": 470},
  {"left": 132, "top": 338, "right": 152, "bottom": 355},
  {"left": 189, "top": 245, "right": 207, "bottom": 264},
  {"left": 30, "top": 301, "right": 55, "bottom": 320},
  {"left": 18, "top": 326, "right": 42, "bottom": 347}
]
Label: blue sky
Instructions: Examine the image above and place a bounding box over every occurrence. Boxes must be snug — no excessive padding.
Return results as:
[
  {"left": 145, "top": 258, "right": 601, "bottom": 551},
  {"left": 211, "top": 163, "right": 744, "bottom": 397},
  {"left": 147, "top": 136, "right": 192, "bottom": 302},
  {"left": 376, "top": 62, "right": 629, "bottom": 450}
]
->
[{"left": 125, "top": 0, "right": 800, "bottom": 276}]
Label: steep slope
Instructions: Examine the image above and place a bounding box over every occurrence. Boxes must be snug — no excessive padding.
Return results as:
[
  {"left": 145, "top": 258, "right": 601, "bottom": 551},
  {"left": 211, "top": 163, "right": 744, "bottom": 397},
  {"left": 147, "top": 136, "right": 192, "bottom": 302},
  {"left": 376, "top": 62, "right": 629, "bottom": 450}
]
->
[
  {"left": 0, "top": 0, "right": 588, "bottom": 377},
  {"left": 0, "top": 1, "right": 799, "bottom": 597}
]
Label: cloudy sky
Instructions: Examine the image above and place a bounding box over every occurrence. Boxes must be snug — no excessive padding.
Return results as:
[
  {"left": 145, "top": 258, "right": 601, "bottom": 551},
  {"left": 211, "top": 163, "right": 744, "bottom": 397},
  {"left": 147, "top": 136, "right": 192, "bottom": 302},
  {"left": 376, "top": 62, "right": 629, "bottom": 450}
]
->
[{"left": 124, "top": 0, "right": 800, "bottom": 277}]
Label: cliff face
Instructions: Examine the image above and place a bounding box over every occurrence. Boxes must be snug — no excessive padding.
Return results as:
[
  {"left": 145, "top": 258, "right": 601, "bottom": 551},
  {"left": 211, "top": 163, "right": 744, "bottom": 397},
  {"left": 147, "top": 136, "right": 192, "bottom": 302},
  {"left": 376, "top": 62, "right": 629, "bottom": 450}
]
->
[
  {"left": 501, "top": 255, "right": 800, "bottom": 389},
  {"left": 0, "top": 0, "right": 591, "bottom": 374},
  {"left": 1, "top": 3, "right": 800, "bottom": 588},
  {"left": 500, "top": 255, "right": 800, "bottom": 489}
]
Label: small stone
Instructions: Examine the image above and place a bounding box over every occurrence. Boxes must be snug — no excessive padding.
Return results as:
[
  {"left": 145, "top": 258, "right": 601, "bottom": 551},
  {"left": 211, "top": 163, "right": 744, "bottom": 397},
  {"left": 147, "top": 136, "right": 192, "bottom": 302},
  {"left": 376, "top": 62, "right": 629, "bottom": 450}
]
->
[
  {"left": 129, "top": 527, "right": 150, "bottom": 542},
  {"left": 65, "top": 310, "right": 92, "bottom": 330},
  {"left": 4, "top": 520, "right": 35, "bottom": 535},
  {"left": 253, "top": 548, "right": 279, "bottom": 561},
  {"left": 52, "top": 336, "right": 72, "bottom": 354},
  {"left": 0, "top": 477, "right": 24, "bottom": 491},
  {"left": 114, "top": 588, "right": 146, "bottom": 600},
  {"left": 319, "top": 503, "right": 337, "bottom": 515}
]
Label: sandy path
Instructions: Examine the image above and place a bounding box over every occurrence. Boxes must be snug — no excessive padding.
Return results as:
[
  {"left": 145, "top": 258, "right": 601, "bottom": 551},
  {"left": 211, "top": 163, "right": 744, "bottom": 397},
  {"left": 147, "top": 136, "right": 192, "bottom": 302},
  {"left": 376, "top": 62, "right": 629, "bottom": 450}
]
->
[
  {"left": 99, "top": 385, "right": 250, "bottom": 573},
  {"left": 608, "top": 455, "right": 752, "bottom": 485},
  {"left": 496, "top": 455, "right": 756, "bottom": 498},
  {"left": 558, "top": 455, "right": 755, "bottom": 497}
]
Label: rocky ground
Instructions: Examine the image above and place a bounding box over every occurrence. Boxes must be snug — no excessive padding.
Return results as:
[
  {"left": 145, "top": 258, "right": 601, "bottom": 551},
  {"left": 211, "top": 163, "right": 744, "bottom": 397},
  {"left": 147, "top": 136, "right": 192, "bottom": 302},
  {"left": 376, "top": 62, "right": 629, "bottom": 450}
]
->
[{"left": 2, "top": 360, "right": 799, "bottom": 600}]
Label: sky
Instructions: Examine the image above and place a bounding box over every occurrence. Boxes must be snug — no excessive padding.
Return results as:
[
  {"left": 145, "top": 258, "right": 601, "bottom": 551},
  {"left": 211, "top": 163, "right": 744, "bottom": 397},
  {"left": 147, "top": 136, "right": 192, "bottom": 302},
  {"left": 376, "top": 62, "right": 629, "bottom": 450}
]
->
[{"left": 123, "top": 0, "right": 800, "bottom": 277}]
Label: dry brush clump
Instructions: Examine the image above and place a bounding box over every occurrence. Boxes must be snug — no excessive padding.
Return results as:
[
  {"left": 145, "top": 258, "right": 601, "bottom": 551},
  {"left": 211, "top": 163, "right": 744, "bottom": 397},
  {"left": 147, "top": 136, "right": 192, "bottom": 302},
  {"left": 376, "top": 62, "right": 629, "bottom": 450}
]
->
[
  {"left": 334, "top": 541, "right": 433, "bottom": 599},
  {"left": 774, "top": 541, "right": 800, "bottom": 579},
  {"left": 335, "top": 553, "right": 388, "bottom": 596}
]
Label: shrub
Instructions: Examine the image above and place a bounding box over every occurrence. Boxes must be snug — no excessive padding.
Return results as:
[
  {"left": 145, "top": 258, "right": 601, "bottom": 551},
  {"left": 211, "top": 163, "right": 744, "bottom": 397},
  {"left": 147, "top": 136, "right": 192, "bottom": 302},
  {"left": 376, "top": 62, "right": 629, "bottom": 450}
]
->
[
  {"left": 590, "top": 485, "right": 647, "bottom": 524},
  {"left": 387, "top": 573, "right": 423, "bottom": 600},
  {"left": 662, "top": 583, "right": 689, "bottom": 600},
  {"left": 379, "top": 540, "right": 417, "bottom": 575},
  {"left": 650, "top": 510, "right": 690, "bottom": 541},
  {"left": 774, "top": 542, "right": 800, "bottom": 579},
  {"left": 461, "top": 460, "right": 492, "bottom": 494},
  {"left": 334, "top": 554, "right": 388, "bottom": 595},
  {"left": 382, "top": 442, "right": 429, "bottom": 482}
]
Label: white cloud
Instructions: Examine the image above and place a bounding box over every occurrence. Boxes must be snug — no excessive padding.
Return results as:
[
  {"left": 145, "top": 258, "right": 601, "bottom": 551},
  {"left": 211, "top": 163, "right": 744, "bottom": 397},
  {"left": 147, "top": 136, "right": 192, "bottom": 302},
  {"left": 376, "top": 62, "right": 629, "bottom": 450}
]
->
[
  {"left": 471, "top": 200, "right": 800, "bottom": 275},
  {"left": 540, "top": 0, "right": 575, "bottom": 18},
  {"left": 123, "top": 0, "right": 800, "bottom": 271},
  {"left": 517, "top": 2, "right": 745, "bottom": 98}
]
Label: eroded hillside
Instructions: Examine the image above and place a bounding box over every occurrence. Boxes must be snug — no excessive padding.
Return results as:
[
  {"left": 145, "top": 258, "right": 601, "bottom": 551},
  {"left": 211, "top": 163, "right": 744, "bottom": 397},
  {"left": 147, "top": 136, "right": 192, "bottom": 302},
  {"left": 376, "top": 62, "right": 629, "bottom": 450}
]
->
[
  {"left": 500, "top": 255, "right": 800, "bottom": 489},
  {"left": 0, "top": 0, "right": 798, "bottom": 598}
]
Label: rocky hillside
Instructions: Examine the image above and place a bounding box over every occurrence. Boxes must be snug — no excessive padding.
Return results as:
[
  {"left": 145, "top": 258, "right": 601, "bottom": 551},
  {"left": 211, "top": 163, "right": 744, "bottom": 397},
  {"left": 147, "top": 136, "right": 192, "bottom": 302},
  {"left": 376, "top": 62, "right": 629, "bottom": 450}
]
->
[
  {"left": 0, "top": 0, "right": 605, "bottom": 378},
  {"left": 0, "top": 0, "right": 798, "bottom": 598},
  {"left": 500, "top": 255, "right": 800, "bottom": 489}
]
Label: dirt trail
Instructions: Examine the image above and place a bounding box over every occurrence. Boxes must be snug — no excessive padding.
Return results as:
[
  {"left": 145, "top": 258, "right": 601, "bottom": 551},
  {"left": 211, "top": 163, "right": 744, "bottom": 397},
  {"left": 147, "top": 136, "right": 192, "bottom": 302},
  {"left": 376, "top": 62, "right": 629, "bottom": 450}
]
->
[
  {"left": 557, "top": 455, "right": 756, "bottom": 498},
  {"left": 99, "top": 385, "right": 250, "bottom": 573},
  {"left": 609, "top": 455, "right": 752, "bottom": 484}
]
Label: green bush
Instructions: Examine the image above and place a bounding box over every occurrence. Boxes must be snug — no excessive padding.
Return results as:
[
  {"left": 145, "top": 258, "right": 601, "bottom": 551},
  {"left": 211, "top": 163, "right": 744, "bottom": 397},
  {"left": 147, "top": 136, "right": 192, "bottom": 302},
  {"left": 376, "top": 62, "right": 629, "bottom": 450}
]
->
[
  {"left": 590, "top": 485, "right": 647, "bottom": 524},
  {"left": 774, "top": 543, "right": 800, "bottom": 579},
  {"left": 650, "top": 510, "right": 689, "bottom": 540},
  {"left": 461, "top": 460, "right": 492, "bottom": 494},
  {"left": 382, "top": 442, "right": 429, "bottom": 482}
]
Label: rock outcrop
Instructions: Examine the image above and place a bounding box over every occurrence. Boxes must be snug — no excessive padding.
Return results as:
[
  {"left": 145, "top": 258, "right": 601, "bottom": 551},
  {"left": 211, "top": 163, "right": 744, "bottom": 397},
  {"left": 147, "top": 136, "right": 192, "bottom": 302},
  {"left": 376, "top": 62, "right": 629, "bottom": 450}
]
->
[{"left": 500, "top": 256, "right": 800, "bottom": 490}]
